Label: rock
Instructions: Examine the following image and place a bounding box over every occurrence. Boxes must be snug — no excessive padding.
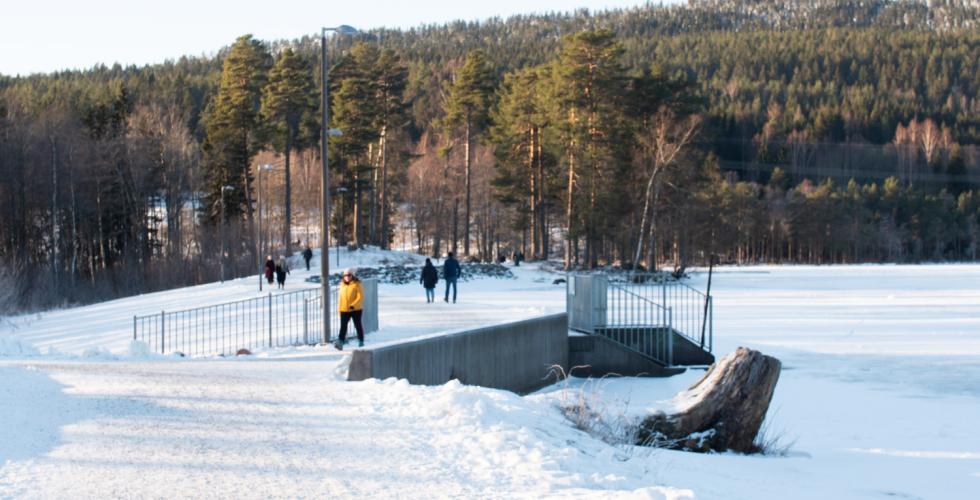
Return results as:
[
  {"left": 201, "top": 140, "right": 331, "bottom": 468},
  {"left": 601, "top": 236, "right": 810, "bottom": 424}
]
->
[
  {"left": 236, "top": 348, "right": 252, "bottom": 356},
  {"left": 324, "top": 263, "right": 515, "bottom": 286},
  {"left": 637, "top": 347, "right": 781, "bottom": 453},
  {"left": 552, "top": 278, "right": 566, "bottom": 285}
]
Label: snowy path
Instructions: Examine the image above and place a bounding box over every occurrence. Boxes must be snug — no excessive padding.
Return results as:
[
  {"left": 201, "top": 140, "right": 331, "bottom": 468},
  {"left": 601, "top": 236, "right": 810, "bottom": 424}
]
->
[{"left": 0, "top": 359, "right": 686, "bottom": 499}]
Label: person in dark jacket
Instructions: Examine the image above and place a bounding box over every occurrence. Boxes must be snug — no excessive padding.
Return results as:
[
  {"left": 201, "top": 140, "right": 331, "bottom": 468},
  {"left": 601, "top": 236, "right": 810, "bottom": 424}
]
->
[
  {"left": 443, "top": 252, "right": 461, "bottom": 303},
  {"left": 275, "top": 257, "right": 289, "bottom": 289},
  {"left": 302, "top": 246, "right": 313, "bottom": 271},
  {"left": 420, "top": 258, "right": 439, "bottom": 303},
  {"left": 264, "top": 256, "right": 276, "bottom": 285}
]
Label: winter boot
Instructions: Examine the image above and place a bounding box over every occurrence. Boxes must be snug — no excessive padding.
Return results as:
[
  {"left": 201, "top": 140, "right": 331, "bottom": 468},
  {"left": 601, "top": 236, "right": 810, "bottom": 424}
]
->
[
  {"left": 358, "top": 340, "right": 364, "bottom": 348},
  {"left": 333, "top": 340, "right": 343, "bottom": 351}
]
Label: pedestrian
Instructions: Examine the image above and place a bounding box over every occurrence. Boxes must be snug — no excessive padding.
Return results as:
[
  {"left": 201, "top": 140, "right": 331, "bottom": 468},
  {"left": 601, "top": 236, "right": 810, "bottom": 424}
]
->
[
  {"left": 420, "top": 258, "right": 438, "bottom": 303},
  {"left": 334, "top": 268, "right": 365, "bottom": 350},
  {"left": 302, "top": 245, "right": 313, "bottom": 271},
  {"left": 275, "top": 257, "right": 289, "bottom": 289},
  {"left": 264, "top": 256, "right": 276, "bottom": 285},
  {"left": 443, "top": 251, "right": 461, "bottom": 303}
]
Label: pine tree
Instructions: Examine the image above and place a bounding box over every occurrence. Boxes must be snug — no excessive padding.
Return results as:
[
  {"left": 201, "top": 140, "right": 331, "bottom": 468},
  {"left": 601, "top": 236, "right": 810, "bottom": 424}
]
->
[
  {"left": 373, "top": 49, "right": 408, "bottom": 249},
  {"left": 261, "top": 48, "right": 317, "bottom": 255},
  {"left": 443, "top": 49, "right": 495, "bottom": 258},
  {"left": 490, "top": 66, "right": 550, "bottom": 259},
  {"left": 329, "top": 44, "right": 381, "bottom": 246},
  {"left": 202, "top": 35, "right": 271, "bottom": 224},
  {"left": 551, "top": 29, "right": 629, "bottom": 268}
]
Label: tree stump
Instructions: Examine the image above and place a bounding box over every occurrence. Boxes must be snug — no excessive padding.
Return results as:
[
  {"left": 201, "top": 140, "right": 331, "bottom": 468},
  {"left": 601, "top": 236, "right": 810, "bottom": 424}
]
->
[{"left": 637, "top": 347, "right": 781, "bottom": 453}]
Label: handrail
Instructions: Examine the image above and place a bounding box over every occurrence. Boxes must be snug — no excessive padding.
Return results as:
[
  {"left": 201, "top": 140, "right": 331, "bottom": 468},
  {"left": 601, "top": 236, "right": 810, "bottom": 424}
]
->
[{"left": 132, "top": 284, "right": 365, "bottom": 357}]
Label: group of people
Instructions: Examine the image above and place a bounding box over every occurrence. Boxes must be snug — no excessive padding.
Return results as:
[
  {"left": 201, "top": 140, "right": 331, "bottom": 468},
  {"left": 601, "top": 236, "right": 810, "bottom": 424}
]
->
[
  {"left": 419, "top": 252, "right": 461, "bottom": 303},
  {"left": 263, "top": 256, "right": 289, "bottom": 289},
  {"left": 262, "top": 245, "right": 315, "bottom": 290}
]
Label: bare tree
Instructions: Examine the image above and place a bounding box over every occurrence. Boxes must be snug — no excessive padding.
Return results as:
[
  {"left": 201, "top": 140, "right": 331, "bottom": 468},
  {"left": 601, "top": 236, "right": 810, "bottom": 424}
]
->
[{"left": 633, "top": 109, "right": 701, "bottom": 272}]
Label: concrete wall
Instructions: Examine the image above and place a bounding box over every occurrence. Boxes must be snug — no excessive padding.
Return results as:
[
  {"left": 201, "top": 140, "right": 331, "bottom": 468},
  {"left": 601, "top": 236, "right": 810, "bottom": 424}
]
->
[
  {"left": 568, "top": 335, "right": 684, "bottom": 378},
  {"left": 568, "top": 275, "right": 606, "bottom": 333},
  {"left": 361, "top": 279, "right": 379, "bottom": 333},
  {"left": 349, "top": 313, "right": 568, "bottom": 394}
]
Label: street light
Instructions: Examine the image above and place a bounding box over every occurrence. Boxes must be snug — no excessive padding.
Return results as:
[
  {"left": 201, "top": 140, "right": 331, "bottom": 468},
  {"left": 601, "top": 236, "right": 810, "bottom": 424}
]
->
[
  {"left": 257, "top": 164, "right": 278, "bottom": 291},
  {"left": 321, "top": 24, "right": 359, "bottom": 345}
]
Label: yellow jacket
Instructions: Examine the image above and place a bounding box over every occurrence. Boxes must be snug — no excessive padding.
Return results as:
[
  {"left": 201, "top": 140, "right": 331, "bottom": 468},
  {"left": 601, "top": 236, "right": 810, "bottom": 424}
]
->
[{"left": 338, "top": 279, "right": 364, "bottom": 312}]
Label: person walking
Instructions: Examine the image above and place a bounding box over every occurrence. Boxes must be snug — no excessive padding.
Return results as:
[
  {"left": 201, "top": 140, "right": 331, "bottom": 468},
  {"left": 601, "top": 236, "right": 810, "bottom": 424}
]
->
[
  {"left": 302, "top": 245, "right": 313, "bottom": 271},
  {"left": 443, "top": 252, "right": 461, "bottom": 303},
  {"left": 334, "top": 268, "right": 365, "bottom": 350},
  {"left": 264, "top": 256, "right": 276, "bottom": 286},
  {"left": 275, "top": 257, "right": 289, "bottom": 289},
  {"left": 420, "top": 258, "right": 439, "bottom": 303}
]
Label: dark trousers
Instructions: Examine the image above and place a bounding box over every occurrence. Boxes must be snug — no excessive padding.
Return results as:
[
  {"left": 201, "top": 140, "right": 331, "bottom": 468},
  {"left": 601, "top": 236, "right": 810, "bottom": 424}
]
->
[
  {"left": 339, "top": 310, "right": 364, "bottom": 343},
  {"left": 304, "top": 259, "right": 311, "bottom": 271},
  {"left": 444, "top": 279, "right": 457, "bottom": 302}
]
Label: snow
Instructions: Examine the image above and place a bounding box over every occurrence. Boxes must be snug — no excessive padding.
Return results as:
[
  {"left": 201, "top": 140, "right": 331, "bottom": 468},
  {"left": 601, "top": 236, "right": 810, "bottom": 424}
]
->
[{"left": 3, "top": 259, "right": 980, "bottom": 498}]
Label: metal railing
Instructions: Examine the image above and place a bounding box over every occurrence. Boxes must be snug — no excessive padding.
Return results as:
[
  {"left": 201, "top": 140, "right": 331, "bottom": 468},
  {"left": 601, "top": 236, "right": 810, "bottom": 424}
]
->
[
  {"left": 608, "top": 274, "right": 713, "bottom": 351},
  {"left": 603, "top": 282, "right": 674, "bottom": 365},
  {"left": 568, "top": 273, "right": 714, "bottom": 365},
  {"left": 132, "top": 280, "right": 377, "bottom": 357}
]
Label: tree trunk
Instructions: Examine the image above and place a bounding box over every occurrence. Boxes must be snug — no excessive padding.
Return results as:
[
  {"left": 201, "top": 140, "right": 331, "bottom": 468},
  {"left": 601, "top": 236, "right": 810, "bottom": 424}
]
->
[
  {"left": 284, "top": 138, "right": 292, "bottom": 255},
  {"left": 564, "top": 147, "right": 575, "bottom": 270},
  {"left": 464, "top": 119, "right": 471, "bottom": 257},
  {"left": 637, "top": 347, "right": 781, "bottom": 453},
  {"left": 380, "top": 126, "right": 389, "bottom": 250}
]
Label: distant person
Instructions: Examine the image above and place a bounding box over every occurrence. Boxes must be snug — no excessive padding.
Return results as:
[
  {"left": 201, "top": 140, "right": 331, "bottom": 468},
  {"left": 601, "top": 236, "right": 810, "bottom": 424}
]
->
[
  {"left": 420, "top": 258, "right": 439, "bottom": 303},
  {"left": 443, "top": 252, "right": 461, "bottom": 303},
  {"left": 334, "top": 268, "right": 365, "bottom": 350},
  {"left": 302, "top": 245, "right": 313, "bottom": 271},
  {"left": 275, "top": 257, "right": 289, "bottom": 289},
  {"left": 513, "top": 250, "right": 524, "bottom": 266},
  {"left": 264, "top": 256, "right": 276, "bottom": 285}
]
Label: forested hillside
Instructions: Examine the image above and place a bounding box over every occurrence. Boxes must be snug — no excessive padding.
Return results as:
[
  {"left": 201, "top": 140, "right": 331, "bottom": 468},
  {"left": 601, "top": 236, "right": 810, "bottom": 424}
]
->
[{"left": 1, "top": 0, "right": 978, "bottom": 311}]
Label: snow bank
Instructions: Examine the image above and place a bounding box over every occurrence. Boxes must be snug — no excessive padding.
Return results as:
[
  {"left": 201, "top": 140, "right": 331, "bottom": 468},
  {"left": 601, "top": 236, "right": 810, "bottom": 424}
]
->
[{"left": 0, "top": 334, "right": 40, "bottom": 357}]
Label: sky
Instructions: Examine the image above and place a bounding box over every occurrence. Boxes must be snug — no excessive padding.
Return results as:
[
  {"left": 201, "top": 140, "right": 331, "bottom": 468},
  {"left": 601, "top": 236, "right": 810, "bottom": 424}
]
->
[{"left": 0, "top": 0, "right": 664, "bottom": 76}]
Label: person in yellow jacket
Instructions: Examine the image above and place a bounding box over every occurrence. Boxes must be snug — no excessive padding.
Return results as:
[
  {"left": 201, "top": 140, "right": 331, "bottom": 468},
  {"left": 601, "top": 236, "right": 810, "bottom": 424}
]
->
[{"left": 334, "top": 268, "right": 365, "bottom": 350}]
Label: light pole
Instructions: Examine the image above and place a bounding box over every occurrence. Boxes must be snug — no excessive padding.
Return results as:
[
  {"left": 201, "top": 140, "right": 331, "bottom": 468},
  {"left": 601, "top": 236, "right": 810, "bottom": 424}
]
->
[
  {"left": 219, "top": 184, "right": 235, "bottom": 283},
  {"left": 321, "top": 24, "right": 358, "bottom": 344},
  {"left": 257, "top": 164, "right": 278, "bottom": 291}
]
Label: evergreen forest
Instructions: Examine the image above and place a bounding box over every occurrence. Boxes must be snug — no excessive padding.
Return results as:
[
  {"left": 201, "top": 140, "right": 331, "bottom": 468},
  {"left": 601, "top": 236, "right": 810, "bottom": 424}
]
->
[{"left": 1, "top": 0, "right": 979, "bottom": 312}]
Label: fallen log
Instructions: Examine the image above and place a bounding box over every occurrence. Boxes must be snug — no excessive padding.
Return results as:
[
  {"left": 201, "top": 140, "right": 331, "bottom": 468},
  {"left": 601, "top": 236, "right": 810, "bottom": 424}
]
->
[{"left": 637, "top": 347, "right": 781, "bottom": 453}]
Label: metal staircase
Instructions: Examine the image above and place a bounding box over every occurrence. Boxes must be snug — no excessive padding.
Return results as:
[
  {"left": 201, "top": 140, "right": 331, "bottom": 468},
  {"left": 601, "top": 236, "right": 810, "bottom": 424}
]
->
[{"left": 567, "top": 273, "right": 714, "bottom": 367}]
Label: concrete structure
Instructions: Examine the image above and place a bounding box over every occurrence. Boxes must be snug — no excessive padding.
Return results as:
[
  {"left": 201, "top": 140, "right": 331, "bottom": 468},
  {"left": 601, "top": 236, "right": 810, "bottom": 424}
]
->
[
  {"left": 349, "top": 313, "right": 568, "bottom": 394},
  {"left": 568, "top": 335, "right": 685, "bottom": 378},
  {"left": 360, "top": 278, "right": 379, "bottom": 334}
]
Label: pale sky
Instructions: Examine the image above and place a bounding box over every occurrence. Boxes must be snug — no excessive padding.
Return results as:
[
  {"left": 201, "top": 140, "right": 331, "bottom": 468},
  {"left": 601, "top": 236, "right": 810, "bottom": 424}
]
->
[{"left": 1, "top": 0, "right": 665, "bottom": 76}]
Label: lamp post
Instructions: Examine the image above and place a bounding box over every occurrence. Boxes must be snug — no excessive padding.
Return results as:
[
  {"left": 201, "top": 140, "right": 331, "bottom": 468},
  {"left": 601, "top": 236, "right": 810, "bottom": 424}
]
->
[
  {"left": 219, "top": 184, "right": 235, "bottom": 283},
  {"left": 257, "top": 164, "right": 278, "bottom": 291},
  {"left": 321, "top": 24, "right": 358, "bottom": 344}
]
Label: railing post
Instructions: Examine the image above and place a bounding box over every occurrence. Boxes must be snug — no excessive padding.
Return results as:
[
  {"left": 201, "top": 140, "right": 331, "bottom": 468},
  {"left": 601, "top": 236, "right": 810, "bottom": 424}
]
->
[
  {"left": 132, "top": 315, "right": 137, "bottom": 341},
  {"left": 268, "top": 292, "right": 273, "bottom": 348},
  {"left": 666, "top": 307, "right": 673, "bottom": 366},
  {"left": 303, "top": 299, "right": 309, "bottom": 345},
  {"left": 160, "top": 310, "right": 166, "bottom": 354},
  {"left": 709, "top": 296, "right": 714, "bottom": 353}
]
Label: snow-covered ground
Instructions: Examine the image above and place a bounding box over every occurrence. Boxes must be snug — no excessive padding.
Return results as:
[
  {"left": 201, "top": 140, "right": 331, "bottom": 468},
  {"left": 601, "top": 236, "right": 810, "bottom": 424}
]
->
[{"left": 2, "top": 260, "right": 979, "bottom": 498}]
